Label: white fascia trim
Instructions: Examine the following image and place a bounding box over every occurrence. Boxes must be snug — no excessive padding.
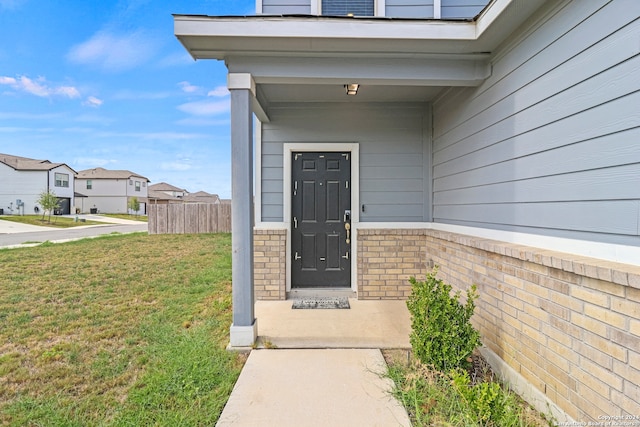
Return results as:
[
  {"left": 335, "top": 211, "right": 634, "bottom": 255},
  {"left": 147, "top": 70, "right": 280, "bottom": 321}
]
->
[
  {"left": 310, "top": 0, "right": 320, "bottom": 15},
  {"left": 433, "top": 0, "right": 441, "bottom": 19},
  {"left": 475, "top": 0, "right": 512, "bottom": 38},
  {"left": 256, "top": 0, "right": 262, "bottom": 14},
  {"left": 175, "top": 16, "right": 477, "bottom": 42},
  {"left": 376, "top": 0, "right": 386, "bottom": 17},
  {"left": 355, "top": 222, "right": 640, "bottom": 267},
  {"left": 283, "top": 142, "right": 360, "bottom": 293},
  {"left": 254, "top": 122, "right": 263, "bottom": 226}
]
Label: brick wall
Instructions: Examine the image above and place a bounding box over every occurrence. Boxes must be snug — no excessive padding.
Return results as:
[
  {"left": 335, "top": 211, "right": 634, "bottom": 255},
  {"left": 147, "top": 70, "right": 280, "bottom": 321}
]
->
[
  {"left": 357, "top": 229, "right": 430, "bottom": 298},
  {"left": 253, "top": 229, "right": 286, "bottom": 300},
  {"left": 358, "top": 227, "right": 640, "bottom": 421}
]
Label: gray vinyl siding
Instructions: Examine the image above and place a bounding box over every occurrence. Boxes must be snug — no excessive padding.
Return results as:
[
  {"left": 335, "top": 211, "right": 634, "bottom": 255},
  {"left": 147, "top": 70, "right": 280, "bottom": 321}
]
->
[
  {"left": 259, "top": 0, "right": 486, "bottom": 17},
  {"left": 385, "top": 0, "right": 434, "bottom": 18},
  {"left": 432, "top": 0, "right": 640, "bottom": 246},
  {"left": 440, "top": 0, "right": 488, "bottom": 19},
  {"left": 261, "top": 0, "right": 311, "bottom": 14},
  {"left": 261, "top": 103, "right": 430, "bottom": 222}
]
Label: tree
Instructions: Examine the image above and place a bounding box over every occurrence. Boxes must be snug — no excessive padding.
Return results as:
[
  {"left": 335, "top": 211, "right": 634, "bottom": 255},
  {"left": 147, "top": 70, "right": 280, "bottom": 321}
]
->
[
  {"left": 128, "top": 196, "right": 140, "bottom": 216},
  {"left": 37, "top": 189, "right": 60, "bottom": 223}
]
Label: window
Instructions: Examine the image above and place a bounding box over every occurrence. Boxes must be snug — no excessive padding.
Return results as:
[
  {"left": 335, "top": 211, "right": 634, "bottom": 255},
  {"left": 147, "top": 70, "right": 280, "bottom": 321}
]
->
[
  {"left": 86, "top": 179, "right": 92, "bottom": 190},
  {"left": 135, "top": 181, "right": 141, "bottom": 192},
  {"left": 55, "top": 173, "right": 69, "bottom": 188},
  {"left": 322, "top": 0, "right": 374, "bottom": 16}
]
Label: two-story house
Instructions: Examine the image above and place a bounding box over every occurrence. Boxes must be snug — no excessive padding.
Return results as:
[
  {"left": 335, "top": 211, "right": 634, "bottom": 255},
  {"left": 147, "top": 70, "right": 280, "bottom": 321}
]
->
[
  {"left": 75, "top": 167, "right": 149, "bottom": 214},
  {"left": 175, "top": 0, "right": 640, "bottom": 421},
  {"left": 0, "top": 153, "right": 76, "bottom": 216}
]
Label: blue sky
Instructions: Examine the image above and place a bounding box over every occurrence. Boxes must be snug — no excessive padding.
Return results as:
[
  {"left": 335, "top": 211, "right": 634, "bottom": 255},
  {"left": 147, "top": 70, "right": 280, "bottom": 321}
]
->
[{"left": 0, "top": 0, "right": 254, "bottom": 198}]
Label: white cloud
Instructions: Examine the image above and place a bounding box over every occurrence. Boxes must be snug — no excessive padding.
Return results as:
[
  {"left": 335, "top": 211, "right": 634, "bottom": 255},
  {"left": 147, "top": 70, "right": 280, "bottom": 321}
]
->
[
  {"left": 111, "top": 89, "right": 173, "bottom": 100},
  {"left": 138, "top": 132, "right": 204, "bottom": 141},
  {"left": 208, "top": 86, "right": 229, "bottom": 97},
  {"left": 83, "top": 96, "right": 103, "bottom": 107},
  {"left": 67, "top": 30, "right": 159, "bottom": 72},
  {"left": 73, "top": 157, "right": 118, "bottom": 167},
  {"left": 161, "top": 162, "right": 192, "bottom": 171},
  {"left": 0, "top": 112, "right": 63, "bottom": 120},
  {"left": 176, "top": 117, "right": 230, "bottom": 127},
  {"left": 177, "top": 99, "right": 230, "bottom": 117},
  {"left": 178, "top": 81, "right": 200, "bottom": 94},
  {"left": 0, "top": 75, "right": 80, "bottom": 98}
]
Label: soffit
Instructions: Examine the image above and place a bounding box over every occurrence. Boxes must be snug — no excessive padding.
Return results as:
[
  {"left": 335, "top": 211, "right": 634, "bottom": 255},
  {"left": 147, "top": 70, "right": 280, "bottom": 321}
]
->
[{"left": 259, "top": 84, "right": 443, "bottom": 103}]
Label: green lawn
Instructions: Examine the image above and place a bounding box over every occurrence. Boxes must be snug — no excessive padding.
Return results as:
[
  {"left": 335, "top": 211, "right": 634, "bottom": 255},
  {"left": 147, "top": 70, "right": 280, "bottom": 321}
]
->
[
  {"left": 0, "top": 233, "right": 243, "bottom": 426},
  {"left": 0, "top": 215, "right": 104, "bottom": 228}
]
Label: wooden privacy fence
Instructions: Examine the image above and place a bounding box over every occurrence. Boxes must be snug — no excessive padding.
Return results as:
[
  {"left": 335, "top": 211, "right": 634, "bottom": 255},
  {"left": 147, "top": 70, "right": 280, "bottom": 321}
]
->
[{"left": 148, "top": 203, "right": 231, "bottom": 234}]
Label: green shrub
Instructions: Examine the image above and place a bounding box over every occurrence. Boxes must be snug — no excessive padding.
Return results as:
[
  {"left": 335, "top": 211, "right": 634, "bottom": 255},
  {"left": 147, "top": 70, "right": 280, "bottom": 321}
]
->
[
  {"left": 450, "top": 368, "right": 525, "bottom": 426},
  {"left": 406, "top": 268, "right": 481, "bottom": 371}
]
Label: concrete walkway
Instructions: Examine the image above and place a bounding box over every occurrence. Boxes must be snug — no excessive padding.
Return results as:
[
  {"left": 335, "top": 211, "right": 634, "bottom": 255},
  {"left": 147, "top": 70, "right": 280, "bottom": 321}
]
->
[
  {"left": 0, "top": 215, "right": 148, "bottom": 248},
  {"left": 217, "top": 299, "right": 412, "bottom": 426}
]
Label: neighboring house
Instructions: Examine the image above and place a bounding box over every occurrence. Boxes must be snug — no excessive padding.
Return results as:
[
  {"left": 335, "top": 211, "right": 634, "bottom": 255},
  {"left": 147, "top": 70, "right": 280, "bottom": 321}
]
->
[
  {"left": 0, "top": 153, "right": 76, "bottom": 215},
  {"left": 146, "top": 189, "right": 184, "bottom": 205},
  {"left": 146, "top": 183, "right": 222, "bottom": 205},
  {"left": 182, "top": 191, "right": 221, "bottom": 204},
  {"left": 175, "top": 0, "right": 640, "bottom": 421},
  {"left": 148, "top": 182, "right": 189, "bottom": 198},
  {"left": 75, "top": 167, "right": 149, "bottom": 214}
]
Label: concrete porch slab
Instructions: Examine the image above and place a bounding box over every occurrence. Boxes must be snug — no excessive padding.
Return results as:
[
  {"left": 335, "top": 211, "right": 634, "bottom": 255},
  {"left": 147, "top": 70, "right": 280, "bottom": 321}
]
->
[
  {"left": 216, "top": 348, "right": 411, "bottom": 427},
  {"left": 255, "top": 298, "right": 411, "bottom": 349}
]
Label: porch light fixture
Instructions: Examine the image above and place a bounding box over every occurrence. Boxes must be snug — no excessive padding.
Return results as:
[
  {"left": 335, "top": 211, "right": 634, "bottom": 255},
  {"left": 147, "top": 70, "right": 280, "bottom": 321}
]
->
[{"left": 344, "top": 83, "right": 359, "bottom": 95}]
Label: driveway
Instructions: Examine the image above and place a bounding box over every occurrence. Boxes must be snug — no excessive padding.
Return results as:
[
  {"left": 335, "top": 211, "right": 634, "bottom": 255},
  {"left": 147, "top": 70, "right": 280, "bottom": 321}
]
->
[{"left": 0, "top": 215, "right": 148, "bottom": 248}]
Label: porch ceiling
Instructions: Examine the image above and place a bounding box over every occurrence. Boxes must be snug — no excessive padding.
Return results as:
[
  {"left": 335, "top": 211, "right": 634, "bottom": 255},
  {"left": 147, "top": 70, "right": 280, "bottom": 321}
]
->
[{"left": 258, "top": 83, "right": 444, "bottom": 104}]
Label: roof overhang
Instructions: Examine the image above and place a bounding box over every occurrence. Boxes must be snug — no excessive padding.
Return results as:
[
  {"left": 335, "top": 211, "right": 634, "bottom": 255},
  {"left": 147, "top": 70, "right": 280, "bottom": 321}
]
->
[
  {"left": 174, "top": 0, "right": 547, "bottom": 59},
  {"left": 173, "top": 0, "right": 547, "bottom": 107}
]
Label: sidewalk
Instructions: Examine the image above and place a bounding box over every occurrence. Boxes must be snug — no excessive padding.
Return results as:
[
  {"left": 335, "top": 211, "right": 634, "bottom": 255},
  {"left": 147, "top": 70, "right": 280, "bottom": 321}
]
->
[
  {"left": 0, "top": 214, "right": 144, "bottom": 234},
  {"left": 0, "top": 215, "right": 148, "bottom": 248},
  {"left": 216, "top": 299, "right": 412, "bottom": 426}
]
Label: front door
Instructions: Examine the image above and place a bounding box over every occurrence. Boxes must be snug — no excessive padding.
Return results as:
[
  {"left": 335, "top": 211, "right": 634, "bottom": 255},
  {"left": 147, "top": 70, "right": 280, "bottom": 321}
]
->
[{"left": 291, "top": 152, "right": 351, "bottom": 288}]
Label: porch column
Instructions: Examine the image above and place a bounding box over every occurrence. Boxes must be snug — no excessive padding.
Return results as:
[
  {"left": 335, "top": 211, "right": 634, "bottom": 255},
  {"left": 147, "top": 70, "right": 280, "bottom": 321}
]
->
[{"left": 228, "top": 73, "right": 257, "bottom": 347}]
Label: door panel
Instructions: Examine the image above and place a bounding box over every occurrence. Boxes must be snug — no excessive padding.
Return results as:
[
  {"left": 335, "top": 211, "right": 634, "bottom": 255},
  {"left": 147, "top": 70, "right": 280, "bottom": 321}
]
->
[{"left": 292, "top": 152, "right": 351, "bottom": 288}]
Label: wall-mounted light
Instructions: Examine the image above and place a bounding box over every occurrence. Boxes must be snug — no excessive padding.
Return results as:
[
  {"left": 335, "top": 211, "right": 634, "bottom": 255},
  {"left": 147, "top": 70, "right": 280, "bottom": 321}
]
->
[{"left": 344, "top": 83, "right": 359, "bottom": 95}]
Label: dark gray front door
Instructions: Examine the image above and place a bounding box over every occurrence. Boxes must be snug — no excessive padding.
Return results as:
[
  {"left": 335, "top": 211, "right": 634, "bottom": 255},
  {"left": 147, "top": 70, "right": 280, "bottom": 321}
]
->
[{"left": 291, "top": 152, "right": 351, "bottom": 288}]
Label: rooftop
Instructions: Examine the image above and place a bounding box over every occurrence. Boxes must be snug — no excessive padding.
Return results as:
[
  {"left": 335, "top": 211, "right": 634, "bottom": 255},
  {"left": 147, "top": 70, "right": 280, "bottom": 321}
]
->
[{"left": 76, "top": 167, "right": 149, "bottom": 181}]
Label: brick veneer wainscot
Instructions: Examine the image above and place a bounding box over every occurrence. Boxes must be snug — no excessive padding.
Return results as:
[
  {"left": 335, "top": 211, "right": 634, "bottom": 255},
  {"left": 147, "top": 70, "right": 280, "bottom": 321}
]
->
[{"left": 357, "top": 227, "right": 640, "bottom": 421}]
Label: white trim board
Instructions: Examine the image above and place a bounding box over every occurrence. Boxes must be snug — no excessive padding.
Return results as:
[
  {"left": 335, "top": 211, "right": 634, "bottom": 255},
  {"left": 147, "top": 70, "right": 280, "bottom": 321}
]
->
[
  {"left": 283, "top": 142, "right": 360, "bottom": 292},
  {"left": 355, "top": 222, "right": 640, "bottom": 267}
]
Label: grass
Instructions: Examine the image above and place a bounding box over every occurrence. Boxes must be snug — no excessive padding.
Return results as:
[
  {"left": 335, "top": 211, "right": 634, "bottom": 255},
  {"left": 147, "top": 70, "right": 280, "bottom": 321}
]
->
[
  {"left": 0, "top": 233, "right": 244, "bottom": 426},
  {"left": 384, "top": 350, "right": 553, "bottom": 427},
  {"left": 0, "top": 215, "right": 104, "bottom": 228},
  {"left": 101, "top": 214, "right": 148, "bottom": 222}
]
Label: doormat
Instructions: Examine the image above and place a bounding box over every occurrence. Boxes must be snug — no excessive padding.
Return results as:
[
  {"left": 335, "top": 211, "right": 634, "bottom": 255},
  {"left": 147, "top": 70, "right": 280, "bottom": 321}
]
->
[{"left": 292, "top": 297, "right": 350, "bottom": 309}]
